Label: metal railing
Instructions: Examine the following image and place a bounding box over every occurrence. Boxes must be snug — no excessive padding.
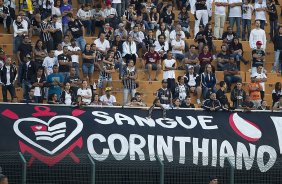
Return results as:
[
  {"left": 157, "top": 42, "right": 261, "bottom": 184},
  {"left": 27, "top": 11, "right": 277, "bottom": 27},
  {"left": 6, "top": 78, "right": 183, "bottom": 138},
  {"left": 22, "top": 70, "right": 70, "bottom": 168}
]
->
[{"left": 0, "top": 153, "right": 281, "bottom": 184}]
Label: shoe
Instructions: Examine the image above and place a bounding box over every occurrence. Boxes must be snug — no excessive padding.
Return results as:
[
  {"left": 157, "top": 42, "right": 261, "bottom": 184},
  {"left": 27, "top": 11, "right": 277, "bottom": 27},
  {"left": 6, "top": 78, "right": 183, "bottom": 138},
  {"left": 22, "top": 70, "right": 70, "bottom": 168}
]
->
[
  {"left": 244, "top": 60, "right": 249, "bottom": 65},
  {"left": 197, "top": 99, "right": 201, "bottom": 104}
]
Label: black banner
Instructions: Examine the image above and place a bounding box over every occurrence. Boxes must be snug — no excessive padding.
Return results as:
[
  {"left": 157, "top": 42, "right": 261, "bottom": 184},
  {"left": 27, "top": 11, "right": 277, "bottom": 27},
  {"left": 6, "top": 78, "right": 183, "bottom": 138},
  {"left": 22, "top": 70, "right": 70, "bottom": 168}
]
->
[{"left": 0, "top": 104, "right": 282, "bottom": 172}]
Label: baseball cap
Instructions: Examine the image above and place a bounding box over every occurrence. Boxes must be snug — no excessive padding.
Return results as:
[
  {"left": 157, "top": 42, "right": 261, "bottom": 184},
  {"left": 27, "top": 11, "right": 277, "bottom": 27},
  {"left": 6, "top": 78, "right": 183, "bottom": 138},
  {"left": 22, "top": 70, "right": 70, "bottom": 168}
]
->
[
  {"left": 256, "top": 41, "right": 263, "bottom": 46},
  {"left": 119, "top": 23, "right": 124, "bottom": 27},
  {"left": 188, "top": 65, "right": 194, "bottom": 69},
  {"left": 105, "top": 87, "right": 112, "bottom": 91},
  {"left": 25, "top": 54, "right": 31, "bottom": 58},
  {"left": 162, "top": 79, "right": 168, "bottom": 83}
]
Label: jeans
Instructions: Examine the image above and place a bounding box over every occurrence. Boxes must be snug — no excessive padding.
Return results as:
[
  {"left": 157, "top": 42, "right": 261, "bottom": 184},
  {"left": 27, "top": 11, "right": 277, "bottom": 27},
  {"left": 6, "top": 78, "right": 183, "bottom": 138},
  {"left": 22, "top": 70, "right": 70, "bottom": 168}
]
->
[
  {"left": 194, "top": 10, "right": 209, "bottom": 37},
  {"left": 229, "top": 17, "right": 241, "bottom": 38},
  {"left": 224, "top": 75, "right": 242, "bottom": 90},
  {"left": 2, "top": 84, "right": 16, "bottom": 102},
  {"left": 82, "top": 63, "right": 94, "bottom": 75},
  {"left": 259, "top": 20, "right": 265, "bottom": 30},
  {"left": 34, "top": 96, "right": 43, "bottom": 103},
  {"left": 72, "top": 62, "right": 80, "bottom": 77},
  {"left": 13, "top": 36, "right": 23, "bottom": 54},
  {"left": 149, "top": 22, "right": 159, "bottom": 30},
  {"left": 202, "top": 86, "right": 216, "bottom": 99},
  {"left": 60, "top": 72, "right": 70, "bottom": 83},
  {"left": 173, "top": 53, "right": 185, "bottom": 61},
  {"left": 214, "top": 14, "right": 225, "bottom": 38},
  {"left": 81, "top": 20, "right": 92, "bottom": 36},
  {"left": 112, "top": 3, "right": 122, "bottom": 17},
  {"left": 114, "top": 62, "right": 124, "bottom": 79},
  {"left": 123, "top": 88, "right": 136, "bottom": 105},
  {"left": 242, "top": 19, "right": 251, "bottom": 40},
  {"left": 273, "top": 50, "right": 282, "bottom": 72},
  {"left": 22, "top": 80, "right": 32, "bottom": 100},
  {"left": 121, "top": 0, "right": 129, "bottom": 15},
  {"left": 75, "top": 36, "right": 86, "bottom": 52},
  {"left": 269, "top": 20, "right": 278, "bottom": 41}
]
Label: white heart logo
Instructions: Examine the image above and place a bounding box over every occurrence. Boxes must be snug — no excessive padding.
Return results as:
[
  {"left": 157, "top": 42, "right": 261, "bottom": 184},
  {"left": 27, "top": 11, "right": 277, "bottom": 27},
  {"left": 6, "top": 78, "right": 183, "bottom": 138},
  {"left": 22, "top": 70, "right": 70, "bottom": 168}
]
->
[{"left": 13, "top": 115, "right": 83, "bottom": 155}]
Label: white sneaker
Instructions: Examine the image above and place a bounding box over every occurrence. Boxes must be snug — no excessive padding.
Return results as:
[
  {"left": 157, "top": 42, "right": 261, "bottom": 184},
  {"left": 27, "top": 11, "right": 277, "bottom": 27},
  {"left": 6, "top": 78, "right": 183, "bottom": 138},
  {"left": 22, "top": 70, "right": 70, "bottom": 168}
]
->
[{"left": 197, "top": 99, "right": 201, "bottom": 104}]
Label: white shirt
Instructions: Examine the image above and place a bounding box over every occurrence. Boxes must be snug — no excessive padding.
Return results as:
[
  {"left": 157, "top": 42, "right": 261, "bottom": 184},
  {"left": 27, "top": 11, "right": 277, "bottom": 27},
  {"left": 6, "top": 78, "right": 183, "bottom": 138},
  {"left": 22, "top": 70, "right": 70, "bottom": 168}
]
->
[
  {"left": 112, "top": 0, "right": 121, "bottom": 3},
  {"left": 104, "top": 8, "right": 117, "bottom": 17},
  {"left": 214, "top": 0, "right": 227, "bottom": 15},
  {"left": 171, "top": 39, "right": 185, "bottom": 54},
  {"left": 42, "top": 56, "right": 57, "bottom": 76},
  {"left": 242, "top": 4, "right": 253, "bottom": 20},
  {"left": 100, "top": 95, "right": 117, "bottom": 106},
  {"left": 169, "top": 30, "right": 185, "bottom": 41},
  {"left": 188, "top": 74, "right": 197, "bottom": 86},
  {"left": 229, "top": 0, "right": 242, "bottom": 17},
  {"left": 178, "top": 84, "right": 187, "bottom": 101},
  {"left": 253, "top": 72, "right": 267, "bottom": 91},
  {"left": 163, "top": 59, "right": 176, "bottom": 79},
  {"left": 77, "top": 88, "right": 92, "bottom": 104},
  {"left": 43, "top": 0, "right": 54, "bottom": 9},
  {"left": 13, "top": 20, "right": 28, "bottom": 37},
  {"left": 254, "top": 2, "right": 267, "bottom": 20},
  {"left": 94, "top": 38, "right": 110, "bottom": 52},
  {"left": 5, "top": 65, "right": 11, "bottom": 85},
  {"left": 34, "top": 77, "right": 41, "bottom": 96},
  {"left": 156, "top": 29, "right": 170, "bottom": 42},
  {"left": 77, "top": 8, "right": 92, "bottom": 19},
  {"left": 52, "top": 6, "right": 61, "bottom": 17},
  {"left": 154, "top": 40, "right": 169, "bottom": 53},
  {"left": 249, "top": 28, "right": 267, "bottom": 49},
  {"left": 122, "top": 41, "right": 137, "bottom": 57},
  {"left": 68, "top": 46, "right": 80, "bottom": 63},
  {"left": 64, "top": 91, "right": 72, "bottom": 105}
]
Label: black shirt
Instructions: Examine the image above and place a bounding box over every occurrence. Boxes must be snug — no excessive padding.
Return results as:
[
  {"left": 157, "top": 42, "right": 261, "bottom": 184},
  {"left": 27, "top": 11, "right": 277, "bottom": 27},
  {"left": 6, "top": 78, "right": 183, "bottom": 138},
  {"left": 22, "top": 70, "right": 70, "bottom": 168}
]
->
[
  {"left": 57, "top": 54, "right": 71, "bottom": 72},
  {"left": 216, "top": 89, "right": 229, "bottom": 106},
  {"left": 241, "top": 101, "right": 254, "bottom": 108},
  {"left": 66, "top": 75, "right": 80, "bottom": 93},
  {"left": 267, "top": 3, "right": 278, "bottom": 21},
  {"left": 252, "top": 49, "right": 265, "bottom": 67},
  {"left": 157, "top": 88, "right": 172, "bottom": 104},
  {"left": 83, "top": 50, "right": 94, "bottom": 64},
  {"left": 195, "top": 31, "right": 205, "bottom": 44},
  {"left": 180, "top": 103, "right": 195, "bottom": 108},
  {"left": 161, "top": 11, "right": 175, "bottom": 25},
  {"left": 68, "top": 19, "right": 83, "bottom": 38},
  {"left": 195, "top": 0, "right": 207, "bottom": 10},
  {"left": 18, "top": 43, "right": 33, "bottom": 62}
]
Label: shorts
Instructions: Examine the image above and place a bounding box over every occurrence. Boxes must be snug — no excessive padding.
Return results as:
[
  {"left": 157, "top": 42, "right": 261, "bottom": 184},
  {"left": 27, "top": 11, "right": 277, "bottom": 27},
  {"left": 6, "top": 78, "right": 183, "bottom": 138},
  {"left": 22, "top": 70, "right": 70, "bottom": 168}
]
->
[
  {"left": 98, "top": 75, "right": 112, "bottom": 88},
  {"left": 82, "top": 63, "right": 94, "bottom": 74},
  {"left": 145, "top": 63, "right": 158, "bottom": 70}
]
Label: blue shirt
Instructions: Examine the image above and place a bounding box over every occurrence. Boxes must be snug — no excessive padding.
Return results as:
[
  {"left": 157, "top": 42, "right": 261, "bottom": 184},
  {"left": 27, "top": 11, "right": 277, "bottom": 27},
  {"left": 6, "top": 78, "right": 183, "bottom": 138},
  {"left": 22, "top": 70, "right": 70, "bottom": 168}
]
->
[
  {"left": 47, "top": 73, "right": 64, "bottom": 96},
  {"left": 60, "top": 4, "right": 72, "bottom": 25}
]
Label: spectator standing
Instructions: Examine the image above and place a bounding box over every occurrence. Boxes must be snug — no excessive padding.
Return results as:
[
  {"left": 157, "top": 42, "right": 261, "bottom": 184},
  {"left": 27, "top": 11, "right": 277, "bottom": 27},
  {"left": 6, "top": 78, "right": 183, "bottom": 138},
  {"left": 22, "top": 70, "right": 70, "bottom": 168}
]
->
[
  {"left": 242, "top": 0, "right": 253, "bottom": 41},
  {"left": 178, "top": 6, "right": 190, "bottom": 37},
  {"left": 163, "top": 50, "right": 177, "bottom": 90},
  {"left": 201, "top": 64, "right": 217, "bottom": 99},
  {"left": 156, "top": 79, "right": 173, "bottom": 109},
  {"left": 214, "top": 0, "right": 228, "bottom": 39},
  {"left": 97, "top": 52, "right": 115, "bottom": 92},
  {"left": 228, "top": 0, "right": 243, "bottom": 38},
  {"left": 77, "top": 80, "right": 92, "bottom": 105},
  {"left": 60, "top": 82, "right": 75, "bottom": 105},
  {"left": 142, "top": 44, "right": 162, "bottom": 81},
  {"left": 272, "top": 26, "right": 282, "bottom": 73},
  {"left": 272, "top": 82, "right": 282, "bottom": 106},
  {"left": 33, "top": 39, "right": 48, "bottom": 70},
  {"left": 267, "top": 0, "right": 278, "bottom": 42},
  {"left": 160, "top": 4, "right": 175, "bottom": 31},
  {"left": 50, "top": 16, "right": 63, "bottom": 48},
  {"left": 67, "top": 13, "right": 86, "bottom": 52},
  {"left": 76, "top": 4, "right": 92, "bottom": 36},
  {"left": 13, "top": 15, "right": 28, "bottom": 56},
  {"left": 223, "top": 56, "right": 242, "bottom": 92},
  {"left": 154, "top": 34, "right": 169, "bottom": 60},
  {"left": 60, "top": 0, "right": 73, "bottom": 34},
  {"left": 184, "top": 65, "right": 202, "bottom": 104},
  {"left": 46, "top": 65, "right": 64, "bottom": 100},
  {"left": 249, "top": 20, "right": 267, "bottom": 50},
  {"left": 252, "top": 66, "right": 267, "bottom": 100},
  {"left": 0, "top": 0, "right": 11, "bottom": 33},
  {"left": 143, "top": 29, "right": 156, "bottom": 51},
  {"left": 149, "top": 7, "right": 159, "bottom": 30},
  {"left": 42, "top": 50, "right": 57, "bottom": 77},
  {"left": 251, "top": 41, "right": 265, "bottom": 74},
  {"left": 66, "top": 67, "right": 81, "bottom": 99},
  {"left": 184, "top": 45, "right": 200, "bottom": 74},
  {"left": 58, "top": 46, "right": 72, "bottom": 82},
  {"left": 111, "top": 0, "right": 121, "bottom": 17},
  {"left": 100, "top": 87, "right": 117, "bottom": 106},
  {"left": 191, "top": 0, "right": 209, "bottom": 37},
  {"left": 231, "top": 81, "right": 246, "bottom": 108},
  {"left": 82, "top": 43, "right": 95, "bottom": 85},
  {"left": 254, "top": 0, "right": 267, "bottom": 29},
  {"left": 52, "top": 0, "right": 62, "bottom": 21},
  {"left": 248, "top": 75, "right": 262, "bottom": 108},
  {"left": 20, "top": 54, "right": 36, "bottom": 100},
  {"left": 180, "top": 96, "right": 195, "bottom": 108},
  {"left": 40, "top": 13, "right": 54, "bottom": 52},
  {"left": 122, "top": 59, "right": 138, "bottom": 105},
  {"left": 216, "top": 81, "right": 230, "bottom": 110},
  {"left": 0, "top": 57, "right": 17, "bottom": 102},
  {"left": 31, "top": 67, "right": 46, "bottom": 103},
  {"left": 68, "top": 39, "right": 81, "bottom": 77},
  {"left": 202, "top": 92, "right": 221, "bottom": 111}
]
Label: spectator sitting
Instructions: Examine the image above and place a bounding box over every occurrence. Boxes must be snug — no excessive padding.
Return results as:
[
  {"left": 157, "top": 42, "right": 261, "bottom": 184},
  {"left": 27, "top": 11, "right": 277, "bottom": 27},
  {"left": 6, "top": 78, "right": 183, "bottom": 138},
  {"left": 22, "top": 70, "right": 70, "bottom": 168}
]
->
[
  {"left": 114, "top": 23, "right": 128, "bottom": 41},
  {"left": 122, "top": 35, "right": 137, "bottom": 64},
  {"left": 48, "top": 93, "right": 60, "bottom": 104},
  {"left": 174, "top": 76, "right": 189, "bottom": 103},
  {"left": 143, "top": 29, "right": 156, "bottom": 51},
  {"left": 94, "top": 32, "right": 110, "bottom": 57},
  {"left": 148, "top": 7, "right": 159, "bottom": 30},
  {"left": 184, "top": 65, "right": 202, "bottom": 104},
  {"left": 251, "top": 41, "right": 265, "bottom": 74},
  {"left": 194, "top": 25, "right": 205, "bottom": 53},
  {"left": 272, "top": 82, "right": 282, "bottom": 106},
  {"left": 216, "top": 45, "right": 230, "bottom": 71},
  {"left": 231, "top": 81, "right": 246, "bottom": 109},
  {"left": 66, "top": 67, "right": 81, "bottom": 99},
  {"left": 171, "top": 33, "right": 185, "bottom": 68},
  {"left": 223, "top": 55, "right": 242, "bottom": 92},
  {"left": 142, "top": 44, "right": 161, "bottom": 81},
  {"left": 62, "top": 35, "right": 71, "bottom": 47},
  {"left": 202, "top": 92, "right": 221, "bottom": 111},
  {"left": 180, "top": 96, "right": 195, "bottom": 108},
  {"left": 230, "top": 37, "right": 249, "bottom": 70},
  {"left": 258, "top": 100, "right": 270, "bottom": 110},
  {"left": 184, "top": 44, "right": 200, "bottom": 74},
  {"left": 201, "top": 64, "right": 217, "bottom": 99},
  {"left": 222, "top": 26, "right": 237, "bottom": 48},
  {"left": 100, "top": 87, "right": 117, "bottom": 106},
  {"left": 134, "top": 92, "right": 147, "bottom": 107},
  {"left": 252, "top": 65, "right": 267, "bottom": 100},
  {"left": 248, "top": 75, "right": 263, "bottom": 108},
  {"left": 173, "top": 98, "right": 181, "bottom": 109},
  {"left": 154, "top": 34, "right": 169, "bottom": 60},
  {"left": 99, "top": 22, "right": 114, "bottom": 41},
  {"left": 160, "top": 4, "right": 175, "bottom": 31},
  {"left": 156, "top": 22, "right": 170, "bottom": 43},
  {"left": 216, "top": 81, "right": 230, "bottom": 110},
  {"left": 169, "top": 24, "right": 186, "bottom": 42},
  {"left": 273, "top": 96, "right": 282, "bottom": 111},
  {"left": 178, "top": 6, "right": 190, "bottom": 38},
  {"left": 129, "top": 25, "right": 146, "bottom": 54},
  {"left": 77, "top": 80, "right": 92, "bottom": 106},
  {"left": 156, "top": 79, "right": 173, "bottom": 109},
  {"left": 241, "top": 95, "right": 256, "bottom": 111},
  {"left": 125, "top": 97, "right": 139, "bottom": 107},
  {"left": 90, "top": 93, "right": 103, "bottom": 106},
  {"left": 76, "top": 4, "right": 93, "bottom": 36},
  {"left": 199, "top": 45, "right": 213, "bottom": 73},
  {"left": 82, "top": 43, "right": 95, "bottom": 85},
  {"left": 13, "top": 15, "right": 28, "bottom": 56},
  {"left": 204, "top": 23, "right": 216, "bottom": 53},
  {"left": 60, "top": 82, "right": 75, "bottom": 105}
]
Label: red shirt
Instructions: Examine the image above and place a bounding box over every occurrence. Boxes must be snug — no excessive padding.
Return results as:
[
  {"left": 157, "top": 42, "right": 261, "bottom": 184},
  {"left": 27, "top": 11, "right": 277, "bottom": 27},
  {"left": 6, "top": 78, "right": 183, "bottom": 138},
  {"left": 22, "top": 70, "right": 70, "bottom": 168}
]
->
[{"left": 143, "top": 51, "right": 160, "bottom": 65}]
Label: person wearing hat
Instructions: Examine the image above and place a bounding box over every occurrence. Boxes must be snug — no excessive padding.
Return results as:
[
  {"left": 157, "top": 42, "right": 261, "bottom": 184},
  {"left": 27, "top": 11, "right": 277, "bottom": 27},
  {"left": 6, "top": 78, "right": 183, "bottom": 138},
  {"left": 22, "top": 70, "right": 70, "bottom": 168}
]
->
[
  {"left": 100, "top": 87, "right": 117, "bottom": 106},
  {"left": 156, "top": 79, "right": 173, "bottom": 109},
  {"left": 114, "top": 23, "right": 128, "bottom": 41},
  {"left": 223, "top": 55, "right": 242, "bottom": 92},
  {"left": 202, "top": 92, "right": 221, "bottom": 111},
  {"left": 251, "top": 40, "right": 265, "bottom": 74},
  {"left": 249, "top": 20, "right": 266, "bottom": 50},
  {"left": 248, "top": 74, "right": 262, "bottom": 108},
  {"left": 142, "top": 43, "right": 162, "bottom": 81},
  {"left": 208, "top": 176, "right": 218, "bottom": 184}
]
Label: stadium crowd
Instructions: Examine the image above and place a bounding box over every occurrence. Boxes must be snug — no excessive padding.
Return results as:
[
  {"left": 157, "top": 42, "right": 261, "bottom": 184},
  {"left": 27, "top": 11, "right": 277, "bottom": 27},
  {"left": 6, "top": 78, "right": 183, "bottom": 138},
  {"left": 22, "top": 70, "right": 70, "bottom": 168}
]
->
[{"left": 0, "top": 0, "right": 281, "bottom": 111}]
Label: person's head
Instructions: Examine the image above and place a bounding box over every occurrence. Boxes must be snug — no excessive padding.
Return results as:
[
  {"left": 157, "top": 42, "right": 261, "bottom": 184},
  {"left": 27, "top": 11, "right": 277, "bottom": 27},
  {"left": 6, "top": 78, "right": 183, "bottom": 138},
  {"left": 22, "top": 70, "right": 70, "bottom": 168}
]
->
[
  {"left": 166, "top": 4, "right": 172, "bottom": 11},
  {"left": 52, "top": 15, "right": 58, "bottom": 23},
  {"left": 5, "top": 57, "right": 12, "bottom": 65},
  {"left": 153, "top": 97, "right": 161, "bottom": 106},
  {"left": 37, "top": 67, "right": 43, "bottom": 77},
  {"left": 82, "top": 80, "right": 88, "bottom": 88},
  {"left": 34, "top": 13, "right": 41, "bottom": 22},
  {"left": 188, "top": 65, "right": 194, "bottom": 74},
  {"left": 118, "top": 23, "right": 125, "bottom": 30},
  {"left": 133, "top": 25, "right": 139, "bottom": 32},
  {"left": 65, "top": 82, "right": 71, "bottom": 90},
  {"left": 205, "top": 64, "right": 212, "bottom": 73},
  {"left": 63, "top": 46, "right": 68, "bottom": 54},
  {"left": 85, "top": 43, "right": 91, "bottom": 51},
  {"left": 52, "top": 65, "right": 59, "bottom": 73},
  {"left": 227, "top": 26, "right": 233, "bottom": 33},
  {"left": 57, "top": 43, "right": 63, "bottom": 50},
  {"left": 148, "top": 29, "right": 153, "bottom": 37},
  {"left": 151, "top": 6, "right": 157, "bottom": 13},
  {"left": 135, "top": 92, "right": 142, "bottom": 102},
  {"left": 162, "top": 79, "right": 168, "bottom": 88},
  {"left": 181, "top": 6, "right": 187, "bottom": 13},
  {"left": 106, "top": 1, "right": 112, "bottom": 8},
  {"left": 64, "top": 35, "right": 70, "bottom": 43},
  {"left": 55, "top": 0, "right": 61, "bottom": 7},
  {"left": 251, "top": 75, "right": 257, "bottom": 82},
  {"left": 24, "top": 54, "right": 31, "bottom": 62},
  {"left": 63, "top": 0, "right": 68, "bottom": 4},
  {"left": 206, "top": 23, "right": 212, "bottom": 31},
  {"left": 275, "top": 82, "right": 281, "bottom": 91},
  {"left": 167, "top": 50, "right": 173, "bottom": 59},
  {"left": 185, "top": 96, "right": 191, "bottom": 104},
  {"left": 199, "top": 24, "right": 204, "bottom": 31},
  {"left": 178, "top": 76, "right": 185, "bottom": 84},
  {"left": 190, "top": 45, "right": 196, "bottom": 53},
  {"left": 71, "top": 38, "right": 76, "bottom": 47},
  {"left": 104, "top": 22, "right": 110, "bottom": 29},
  {"left": 149, "top": 44, "right": 155, "bottom": 52},
  {"left": 84, "top": 3, "right": 90, "bottom": 11},
  {"left": 29, "top": 87, "right": 35, "bottom": 97},
  {"left": 93, "top": 94, "right": 99, "bottom": 101},
  {"left": 229, "top": 56, "right": 235, "bottom": 64},
  {"left": 261, "top": 100, "right": 267, "bottom": 107},
  {"left": 203, "top": 45, "right": 209, "bottom": 53},
  {"left": 236, "top": 81, "right": 242, "bottom": 89},
  {"left": 209, "top": 176, "right": 218, "bottom": 184},
  {"left": 112, "top": 45, "right": 117, "bottom": 53},
  {"left": 127, "top": 35, "right": 133, "bottom": 42},
  {"left": 278, "top": 26, "right": 282, "bottom": 34},
  {"left": 131, "top": 97, "right": 137, "bottom": 103},
  {"left": 70, "top": 67, "right": 76, "bottom": 76},
  {"left": 128, "top": 59, "right": 135, "bottom": 67},
  {"left": 220, "top": 81, "right": 227, "bottom": 89},
  {"left": 51, "top": 93, "right": 58, "bottom": 101},
  {"left": 160, "top": 22, "right": 166, "bottom": 30},
  {"left": 0, "top": 174, "right": 8, "bottom": 184},
  {"left": 99, "top": 32, "right": 105, "bottom": 40},
  {"left": 233, "top": 37, "right": 239, "bottom": 44},
  {"left": 173, "top": 98, "right": 181, "bottom": 107},
  {"left": 16, "top": 15, "right": 22, "bottom": 23},
  {"left": 23, "top": 35, "right": 30, "bottom": 43},
  {"left": 91, "top": 43, "right": 96, "bottom": 50},
  {"left": 257, "top": 66, "right": 263, "bottom": 73},
  {"left": 255, "top": 20, "right": 261, "bottom": 28},
  {"left": 256, "top": 41, "right": 262, "bottom": 49},
  {"left": 105, "top": 87, "right": 112, "bottom": 95},
  {"left": 0, "top": 0, "right": 4, "bottom": 6},
  {"left": 210, "top": 93, "right": 217, "bottom": 100},
  {"left": 66, "top": 13, "right": 74, "bottom": 21},
  {"left": 176, "top": 33, "right": 181, "bottom": 40},
  {"left": 115, "top": 35, "right": 121, "bottom": 42},
  {"left": 221, "top": 45, "right": 227, "bottom": 52},
  {"left": 158, "top": 34, "right": 166, "bottom": 43},
  {"left": 176, "top": 24, "right": 182, "bottom": 31},
  {"left": 35, "top": 39, "right": 43, "bottom": 49},
  {"left": 244, "top": 0, "right": 249, "bottom": 4},
  {"left": 128, "top": 4, "right": 134, "bottom": 12}
]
